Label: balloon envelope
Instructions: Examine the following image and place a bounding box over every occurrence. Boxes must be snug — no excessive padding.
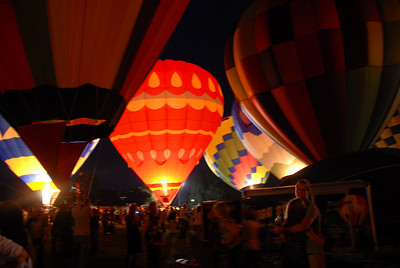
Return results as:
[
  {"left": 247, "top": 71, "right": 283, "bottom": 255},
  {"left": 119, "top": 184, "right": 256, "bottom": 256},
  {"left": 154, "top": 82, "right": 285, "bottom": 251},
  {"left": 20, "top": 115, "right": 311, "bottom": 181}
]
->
[
  {"left": 231, "top": 100, "right": 306, "bottom": 179},
  {"left": 0, "top": 0, "right": 189, "bottom": 142},
  {"left": 110, "top": 59, "right": 224, "bottom": 204},
  {"left": 0, "top": 114, "right": 57, "bottom": 192},
  {"left": 0, "top": 0, "right": 188, "bottom": 192},
  {"left": 338, "top": 194, "right": 368, "bottom": 228},
  {"left": 204, "top": 116, "right": 273, "bottom": 191},
  {"left": 0, "top": 113, "right": 99, "bottom": 194},
  {"left": 227, "top": 0, "right": 400, "bottom": 164}
]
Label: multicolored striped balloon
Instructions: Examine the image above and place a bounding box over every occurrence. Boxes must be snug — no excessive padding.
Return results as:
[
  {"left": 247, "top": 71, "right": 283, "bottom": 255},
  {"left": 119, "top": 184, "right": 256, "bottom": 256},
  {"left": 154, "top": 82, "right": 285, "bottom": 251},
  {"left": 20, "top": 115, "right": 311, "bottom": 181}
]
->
[
  {"left": 0, "top": 113, "right": 99, "bottom": 195},
  {"left": 110, "top": 60, "right": 224, "bottom": 204},
  {"left": 232, "top": 100, "right": 306, "bottom": 179},
  {"left": 227, "top": 0, "right": 400, "bottom": 164},
  {"left": 204, "top": 116, "right": 272, "bottom": 191},
  {"left": 0, "top": 114, "right": 57, "bottom": 192}
]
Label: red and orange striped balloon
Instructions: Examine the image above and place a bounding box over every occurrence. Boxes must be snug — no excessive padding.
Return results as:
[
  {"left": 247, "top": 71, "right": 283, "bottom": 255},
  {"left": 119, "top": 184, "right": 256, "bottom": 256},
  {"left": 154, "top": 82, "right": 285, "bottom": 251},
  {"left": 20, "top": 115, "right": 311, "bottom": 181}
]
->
[{"left": 110, "top": 60, "right": 224, "bottom": 204}]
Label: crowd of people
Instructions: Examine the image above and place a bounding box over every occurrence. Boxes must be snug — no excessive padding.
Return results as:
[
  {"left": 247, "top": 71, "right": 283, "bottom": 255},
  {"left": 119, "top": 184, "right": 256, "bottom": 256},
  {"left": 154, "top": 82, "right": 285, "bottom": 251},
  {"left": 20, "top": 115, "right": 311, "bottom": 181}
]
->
[{"left": 0, "top": 179, "right": 327, "bottom": 268}]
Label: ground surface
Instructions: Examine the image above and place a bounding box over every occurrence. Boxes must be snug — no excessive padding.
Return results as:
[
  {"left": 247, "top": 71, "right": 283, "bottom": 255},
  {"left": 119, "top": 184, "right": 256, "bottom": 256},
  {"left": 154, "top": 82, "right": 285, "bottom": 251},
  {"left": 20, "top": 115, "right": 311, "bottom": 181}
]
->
[{"left": 43, "top": 223, "right": 400, "bottom": 268}]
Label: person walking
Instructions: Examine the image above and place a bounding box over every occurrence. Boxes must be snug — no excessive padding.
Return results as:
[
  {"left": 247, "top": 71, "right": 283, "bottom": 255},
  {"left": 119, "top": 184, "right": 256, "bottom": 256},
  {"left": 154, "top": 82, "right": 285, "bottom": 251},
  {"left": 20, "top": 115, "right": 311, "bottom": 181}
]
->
[{"left": 210, "top": 202, "right": 243, "bottom": 268}]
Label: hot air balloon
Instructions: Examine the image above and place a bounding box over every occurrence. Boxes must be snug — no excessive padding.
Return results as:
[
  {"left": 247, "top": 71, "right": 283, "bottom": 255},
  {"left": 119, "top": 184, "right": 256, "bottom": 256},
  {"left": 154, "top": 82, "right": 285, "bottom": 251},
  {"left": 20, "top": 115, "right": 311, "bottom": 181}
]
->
[
  {"left": 338, "top": 194, "right": 368, "bottom": 231},
  {"left": 226, "top": 0, "right": 400, "bottom": 164},
  {"left": 0, "top": 1, "right": 189, "bottom": 192},
  {"left": 0, "top": 114, "right": 59, "bottom": 203},
  {"left": 231, "top": 100, "right": 307, "bottom": 179},
  {"left": 204, "top": 116, "right": 276, "bottom": 191},
  {"left": 0, "top": 114, "right": 100, "bottom": 204},
  {"left": 110, "top": 59, "right": 224, "bottom": 204}
]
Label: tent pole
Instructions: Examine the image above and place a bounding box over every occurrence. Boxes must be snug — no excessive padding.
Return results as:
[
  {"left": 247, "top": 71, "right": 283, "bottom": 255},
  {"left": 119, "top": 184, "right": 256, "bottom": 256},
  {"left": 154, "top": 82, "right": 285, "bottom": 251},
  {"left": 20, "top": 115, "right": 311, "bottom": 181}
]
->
[{"left": 366, "top": 185, "right": 378, "bottom": 250}]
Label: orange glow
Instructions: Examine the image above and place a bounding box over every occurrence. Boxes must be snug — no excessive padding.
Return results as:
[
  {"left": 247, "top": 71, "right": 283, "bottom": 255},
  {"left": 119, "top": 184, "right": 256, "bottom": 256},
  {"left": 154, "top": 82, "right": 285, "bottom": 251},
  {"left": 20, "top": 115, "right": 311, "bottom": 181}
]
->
[{"left": 110, "top": 59, "right": 224, "bottom": 204}]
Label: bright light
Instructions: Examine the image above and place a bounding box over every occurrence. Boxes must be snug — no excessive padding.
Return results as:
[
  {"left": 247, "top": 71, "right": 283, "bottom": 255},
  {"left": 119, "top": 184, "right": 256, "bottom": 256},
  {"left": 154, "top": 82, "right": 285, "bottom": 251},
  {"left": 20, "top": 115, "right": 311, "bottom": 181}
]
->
[
  {"left": 42, "top": 181, "right": 60, "bottom": 205},
  {"left": 190, "top": 199, "right": 195, "bottom": 202},
  {"left": 285, "top": 163, "right": 306, "bottom": 177},
  {"left": 162, "top": 178, "right": 168, "bottom": 195}
]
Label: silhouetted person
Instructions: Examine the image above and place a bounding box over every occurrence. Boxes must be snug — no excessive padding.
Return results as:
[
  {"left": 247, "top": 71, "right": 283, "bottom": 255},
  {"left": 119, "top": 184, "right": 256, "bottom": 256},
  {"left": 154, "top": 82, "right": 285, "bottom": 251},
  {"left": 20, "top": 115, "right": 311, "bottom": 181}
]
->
[
  {"left": 178, "top": 204, "right": 189, "bottom": 239},
  {"left": 125, "top": 203, "right": 142, "bottom": 268},
  {"left": 26, "top": 202, "right": 49, "bottom": 268},
  {"left": 143, "top": 201, "right": 162, "bottom": 268},
  {"left": 274, "top": 179, "right": 326, "bottom": 268},
  {"left": 242, "top": 206, "right": 262, "bottom": 268},
  {"left": 90, "top": 208, "right": 100, "bottom": 254},
  {"left": 52, "top": 202, "right": 74, "bottom": 259},
  {"left": 71, "top": 198, "right": 93, "bottom": 268}
]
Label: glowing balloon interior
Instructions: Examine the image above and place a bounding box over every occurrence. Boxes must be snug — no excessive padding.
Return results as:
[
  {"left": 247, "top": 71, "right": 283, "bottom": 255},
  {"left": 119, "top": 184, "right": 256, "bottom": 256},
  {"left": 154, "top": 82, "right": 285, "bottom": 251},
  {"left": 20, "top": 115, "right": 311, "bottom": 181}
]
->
[
  {"left": 232, "top": 100, "right": 307, "bottom": 179},
  {"left": 204, "top": 116, "right": 271, "bottom": 191},
  {"left": 110, "top": 59, "right": 224, "bottom": 204}
]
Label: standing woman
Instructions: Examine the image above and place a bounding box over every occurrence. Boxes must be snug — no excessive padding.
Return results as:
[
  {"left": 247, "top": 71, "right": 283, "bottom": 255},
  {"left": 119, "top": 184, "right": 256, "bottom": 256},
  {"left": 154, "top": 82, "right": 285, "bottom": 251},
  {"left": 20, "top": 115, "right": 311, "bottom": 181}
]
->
[
  {"left": 276, "top": 198, "right": 310, "bottom": 268},
  {"left": 143, "top": 201, "right": 162, "bottom": 268},
  {"left": 125, "top": 203, "right": 142, "bottom": 268}
]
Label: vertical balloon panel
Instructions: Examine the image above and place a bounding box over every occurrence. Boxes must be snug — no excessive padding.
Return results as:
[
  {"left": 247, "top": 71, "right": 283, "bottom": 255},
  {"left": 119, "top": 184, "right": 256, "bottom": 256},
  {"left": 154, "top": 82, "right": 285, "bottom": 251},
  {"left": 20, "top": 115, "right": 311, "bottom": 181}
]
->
[
  {"left": 71, "top": 138, "right": 100, "bottom": 176},
  {"left": 204, "top": 116, "right": 271, "bottom": 191},
  {"left": 111, "top": 60, "right": 224, "bottom": 204}
]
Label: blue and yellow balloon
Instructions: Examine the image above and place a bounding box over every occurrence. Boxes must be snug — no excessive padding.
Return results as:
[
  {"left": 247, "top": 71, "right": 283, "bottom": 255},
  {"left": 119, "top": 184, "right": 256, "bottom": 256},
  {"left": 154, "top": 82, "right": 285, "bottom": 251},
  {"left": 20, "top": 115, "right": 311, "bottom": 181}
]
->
[
  {"left": 204, "top": 116, "right": 275, "bottom": 191},
  {"left": 0, "top": 114, "right": 59, "bottom": 204}
]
